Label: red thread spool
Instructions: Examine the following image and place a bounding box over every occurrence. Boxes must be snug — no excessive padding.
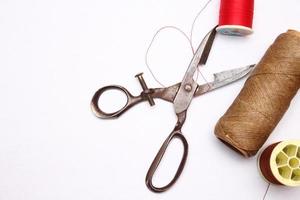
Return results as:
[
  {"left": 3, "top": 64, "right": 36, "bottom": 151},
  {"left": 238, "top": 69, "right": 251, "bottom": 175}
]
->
[
  {"left": 217, "top": 0, "right": 254, "bottom": 36},
  {"left": 258, "top": 140, "right": 300, "bottom": 187}
]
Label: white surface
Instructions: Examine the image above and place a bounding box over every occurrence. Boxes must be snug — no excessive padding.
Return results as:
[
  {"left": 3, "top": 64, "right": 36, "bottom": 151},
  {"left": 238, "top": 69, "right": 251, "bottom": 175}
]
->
[{"left": 0, "top": 0, "right": 299, "bottom": 199}]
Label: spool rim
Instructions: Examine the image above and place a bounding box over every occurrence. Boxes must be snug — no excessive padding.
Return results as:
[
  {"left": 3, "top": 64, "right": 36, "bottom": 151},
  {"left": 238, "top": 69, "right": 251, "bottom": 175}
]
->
[
  {"left": 216, "top": 25, "right": 253, "bottom": 36},
  {"left": 270, "top": 140, "right": 300, "bottom": 187}
]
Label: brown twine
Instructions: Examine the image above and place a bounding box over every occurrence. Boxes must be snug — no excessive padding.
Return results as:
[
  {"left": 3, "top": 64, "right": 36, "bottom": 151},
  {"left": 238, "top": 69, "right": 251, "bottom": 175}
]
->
[{"left": 215, "top": 30, "right": 300, "bottom": 157}]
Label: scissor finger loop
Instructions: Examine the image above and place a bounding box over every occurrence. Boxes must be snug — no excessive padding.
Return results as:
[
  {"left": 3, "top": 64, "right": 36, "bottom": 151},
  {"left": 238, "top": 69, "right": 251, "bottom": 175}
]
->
[
  {"left": 91, "top": 85, "right": 144, "bottom": 119},
  {"left": 145, "top": 111, "right": 188, "bottom": 192},
  {"left": 145, "top": 130, "right": 188, "bottom": 193}
]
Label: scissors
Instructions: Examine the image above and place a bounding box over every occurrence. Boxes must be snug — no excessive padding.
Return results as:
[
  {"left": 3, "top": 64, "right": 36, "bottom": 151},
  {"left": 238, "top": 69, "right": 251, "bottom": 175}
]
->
[{"left": 91, "top": 27, "right": 255, "bottom": 192}]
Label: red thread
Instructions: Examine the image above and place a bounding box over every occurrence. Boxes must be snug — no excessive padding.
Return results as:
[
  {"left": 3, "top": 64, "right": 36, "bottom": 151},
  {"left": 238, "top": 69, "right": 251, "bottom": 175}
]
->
[{"left": 218, "top": 0, "right": 254, "bottom": 35}]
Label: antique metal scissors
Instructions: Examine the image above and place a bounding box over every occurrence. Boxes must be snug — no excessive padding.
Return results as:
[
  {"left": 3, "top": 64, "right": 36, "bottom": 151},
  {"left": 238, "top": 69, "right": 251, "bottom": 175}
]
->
[{"left": 91, "top": 27, "right": 254, "bottom": 192}]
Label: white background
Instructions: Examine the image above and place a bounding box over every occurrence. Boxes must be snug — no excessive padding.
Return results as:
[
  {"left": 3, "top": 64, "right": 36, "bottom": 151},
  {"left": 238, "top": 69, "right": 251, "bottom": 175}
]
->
[{"left": 0, "top": 0, "right": 299, "bottom": 199}]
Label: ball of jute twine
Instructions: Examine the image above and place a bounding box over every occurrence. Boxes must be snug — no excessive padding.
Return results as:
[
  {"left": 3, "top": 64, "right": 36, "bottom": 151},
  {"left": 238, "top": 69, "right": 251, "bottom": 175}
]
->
[{"left": 215, "top": 30, "right": 300, "bottom": 157}]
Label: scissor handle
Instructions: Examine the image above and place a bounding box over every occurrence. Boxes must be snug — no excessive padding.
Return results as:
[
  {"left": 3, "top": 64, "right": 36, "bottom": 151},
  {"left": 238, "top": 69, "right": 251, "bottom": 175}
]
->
[
  {"left": 91, "top": 85, "right": 144, "bottom": 119},
  {"left": 145, "top": 129, "right": 188, "bottom": 193}
]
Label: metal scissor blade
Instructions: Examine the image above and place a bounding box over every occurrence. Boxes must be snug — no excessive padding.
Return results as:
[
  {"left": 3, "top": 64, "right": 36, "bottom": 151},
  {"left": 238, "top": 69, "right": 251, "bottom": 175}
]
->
[
  {"left": 213, "top": 64, "right": 255, "bottom": 82},
  {"left": 195, "top": 64, "right": 255, "bottom": 96},
  {"left": 173, "top": 27, "right": 217, "bottom": 114}
]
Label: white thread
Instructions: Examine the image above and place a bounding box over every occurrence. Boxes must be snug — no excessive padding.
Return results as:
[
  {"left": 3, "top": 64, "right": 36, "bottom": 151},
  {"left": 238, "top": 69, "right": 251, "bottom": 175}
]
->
[
  {"left": 145, "top": 26, "right": 194, "bottom": 87},
  {"left": 145, "top": 0, "right": 213, "bottom": 87},
  {"left": 190, "top": 0, "right": 214, "bottom": 47}
]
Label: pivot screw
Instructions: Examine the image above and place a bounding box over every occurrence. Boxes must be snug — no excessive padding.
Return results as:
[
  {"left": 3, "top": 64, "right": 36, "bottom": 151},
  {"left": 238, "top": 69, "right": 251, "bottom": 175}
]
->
[{"left": 184, "top": 84, "right": 192, "bottom": 92}]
